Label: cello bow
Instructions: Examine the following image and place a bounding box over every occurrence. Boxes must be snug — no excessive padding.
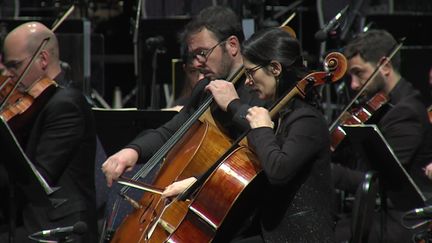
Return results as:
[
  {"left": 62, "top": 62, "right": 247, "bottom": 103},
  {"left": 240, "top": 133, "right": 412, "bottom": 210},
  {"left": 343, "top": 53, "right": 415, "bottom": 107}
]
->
[{"left": 144, "top": 52, "right": 347, "bottom": 243}]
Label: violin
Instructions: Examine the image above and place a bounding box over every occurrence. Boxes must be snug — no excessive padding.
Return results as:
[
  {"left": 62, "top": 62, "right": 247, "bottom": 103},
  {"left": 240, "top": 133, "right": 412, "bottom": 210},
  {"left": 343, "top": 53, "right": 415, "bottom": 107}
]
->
[
  {"left": 0, "top": 75, "right": 57, "bottom": 133},
  {"left": 330, "top": 91, "right": 389, "bottom": 151},
  {"left": 107, "top": 52, "right": 347, "bottom": 243},
  {"left": 328, "top": 38, "right": 404, "bottom": 151},
  {"left": 142, "top": 52, "right": 347, "bottom": 243},
  {"left": 0, "top": 75, "right": 25, "bottom": 106},
  {"left": 0, "top": 5, "right": 75, "bottom": 132}
]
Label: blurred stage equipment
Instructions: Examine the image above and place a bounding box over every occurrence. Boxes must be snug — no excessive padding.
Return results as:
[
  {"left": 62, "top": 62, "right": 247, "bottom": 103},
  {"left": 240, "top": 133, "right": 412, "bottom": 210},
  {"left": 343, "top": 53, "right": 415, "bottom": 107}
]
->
[
  {"left": 365, "top": 12, "right": 432, "bottom": 104},
  {"left": 29, "top": 221, "right": 88, "bottom": 243},
  {"left": 402, "top": 205, "right": 432, "bottom": 243},
  {"left": 315, "top": 5, "right": 349, "bottom": 42},
  {"left": 0, "top": 0, "right": 19, "bottom": 18}
]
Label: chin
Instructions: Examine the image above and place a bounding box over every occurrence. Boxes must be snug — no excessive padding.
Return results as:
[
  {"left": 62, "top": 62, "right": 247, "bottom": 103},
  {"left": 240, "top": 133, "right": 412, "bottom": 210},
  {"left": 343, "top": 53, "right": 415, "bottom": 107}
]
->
[
  {"left": 258, "top": 93, "right": 267, "bottom": 100},
  {"left": 204, "top": 74, "right": 214, "bottom": 80}
]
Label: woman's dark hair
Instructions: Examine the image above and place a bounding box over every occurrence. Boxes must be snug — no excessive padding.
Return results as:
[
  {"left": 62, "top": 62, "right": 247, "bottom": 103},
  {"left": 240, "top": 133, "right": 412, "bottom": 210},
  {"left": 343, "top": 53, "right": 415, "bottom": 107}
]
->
[
  {"left": 180, "top": 6, "right": 244, "bottom": 43},
  {"left": 241, "top": 27, "right": 307, "bottom": 98}
]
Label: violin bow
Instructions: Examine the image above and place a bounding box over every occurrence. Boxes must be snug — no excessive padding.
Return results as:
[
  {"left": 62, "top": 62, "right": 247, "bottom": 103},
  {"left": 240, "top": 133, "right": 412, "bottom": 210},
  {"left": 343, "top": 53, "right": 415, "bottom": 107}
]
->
[
  {"left": 51, "top": 5, "right": 75, "bottom": 32},
  {"left": 0, "top": 5, "right": 76, "bottom": 110},
  {"left": 0, "top": 38, "right": 50, "bottom": 111},
  {"left": 281, "top": 12, "right": 296, "bottom": 27},
  {"left": 329, "top": 37, "right": 406, "bottom": 132}
]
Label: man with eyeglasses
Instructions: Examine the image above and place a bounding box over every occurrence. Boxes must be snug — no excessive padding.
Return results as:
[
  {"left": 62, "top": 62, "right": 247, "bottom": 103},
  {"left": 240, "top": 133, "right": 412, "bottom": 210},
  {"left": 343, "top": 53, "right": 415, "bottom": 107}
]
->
[
  {"left": 0, "top": 22, "right": 98, "bottom": 242},
  {"left": 103, "top": 5, "right": 266, "bottom": 188}
]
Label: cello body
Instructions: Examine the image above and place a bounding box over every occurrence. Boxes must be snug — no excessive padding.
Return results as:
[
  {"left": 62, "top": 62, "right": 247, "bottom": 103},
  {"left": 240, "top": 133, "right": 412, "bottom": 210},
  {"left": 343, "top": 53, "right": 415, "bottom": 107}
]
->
[
  {"left": 146, "top": 146, "right": 263, "bottom": 243},
  {"left": 110, "top": 51, "right": 348, "bottom": 243},
  {"left": 110, "top": 118, "right": 233, "bottom": 242}
]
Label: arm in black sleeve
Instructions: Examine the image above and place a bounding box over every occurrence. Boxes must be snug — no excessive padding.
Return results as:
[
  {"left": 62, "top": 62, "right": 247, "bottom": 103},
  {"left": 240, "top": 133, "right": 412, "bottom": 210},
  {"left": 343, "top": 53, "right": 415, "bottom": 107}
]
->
[{"left": 247, "top": 107, "right": 329, "bottom": 185}]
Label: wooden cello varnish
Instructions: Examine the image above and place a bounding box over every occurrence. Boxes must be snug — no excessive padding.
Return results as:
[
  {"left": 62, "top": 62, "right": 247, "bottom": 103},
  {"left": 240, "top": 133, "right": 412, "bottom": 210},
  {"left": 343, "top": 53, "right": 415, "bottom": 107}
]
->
[{"left": 144, "top": 52, "right": 347, "bottom": 243}]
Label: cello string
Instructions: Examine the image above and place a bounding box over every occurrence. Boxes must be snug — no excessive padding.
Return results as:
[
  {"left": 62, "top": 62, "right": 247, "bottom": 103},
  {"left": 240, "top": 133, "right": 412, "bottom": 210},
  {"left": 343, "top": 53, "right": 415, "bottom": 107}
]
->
[
  {"left": 179, "top": 52, "right": 346, "bottom": 200},
  {"left": 107, "top": 14, "right": 301, "bottom": 239},
  {"left": 116, "top": 4, "right": 295, "bottom": 194},
  {"left": 118, "top": 66, "right": 245, "bottom": 195}
]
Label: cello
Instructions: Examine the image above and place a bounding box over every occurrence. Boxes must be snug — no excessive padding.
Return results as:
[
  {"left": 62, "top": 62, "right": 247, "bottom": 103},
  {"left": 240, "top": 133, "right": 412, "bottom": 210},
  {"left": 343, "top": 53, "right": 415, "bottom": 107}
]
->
[
  {"left": 141, "top": 52, "right": 347, "bottom": 242},
  {"left": 104, "top": 19, "right": 300, "bottom": 242},
  {"left": 107, "top": 55, "right": 246, "bottom": 243}
]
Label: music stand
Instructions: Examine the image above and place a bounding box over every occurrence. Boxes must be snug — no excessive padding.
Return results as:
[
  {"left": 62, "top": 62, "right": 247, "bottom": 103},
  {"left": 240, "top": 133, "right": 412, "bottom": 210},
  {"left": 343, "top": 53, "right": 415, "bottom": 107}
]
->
[
  {"left": 0, "top": 117, "right": 56, "bottom": 242},
  {"left": 342, "top": 124, "right": 426, "bottom": 211},
  {"left": 0, "top": 117, "right": 55, "bottom": 203}
]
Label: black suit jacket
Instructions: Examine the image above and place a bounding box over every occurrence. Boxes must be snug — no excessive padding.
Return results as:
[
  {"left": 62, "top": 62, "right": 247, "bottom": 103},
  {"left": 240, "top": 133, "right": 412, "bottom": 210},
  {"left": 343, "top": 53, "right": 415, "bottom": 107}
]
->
[
  {"left": 21, "top": 86, "right": 97, "bottom": 242},
  {"left": 333, "top": 79, "right": 432, "bottom": 197},
  {"left": 246, "top": 98, "right": 335, "bottom": 242},
  {"left": 378, "top": 79, "right": 432, "bottom": 195}
]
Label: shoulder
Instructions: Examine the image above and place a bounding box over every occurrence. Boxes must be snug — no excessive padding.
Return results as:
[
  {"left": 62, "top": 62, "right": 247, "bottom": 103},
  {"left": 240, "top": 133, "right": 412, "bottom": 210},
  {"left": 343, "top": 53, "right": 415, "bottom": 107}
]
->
[
  {"left": 45, "top": 87, "right": 91, "bottom": 113},
  {"left": 282, "top": 99, "right": 326, "bottom": 124},
  {"left": 279, "top": 99, "right": 329, "bottom": 136}
]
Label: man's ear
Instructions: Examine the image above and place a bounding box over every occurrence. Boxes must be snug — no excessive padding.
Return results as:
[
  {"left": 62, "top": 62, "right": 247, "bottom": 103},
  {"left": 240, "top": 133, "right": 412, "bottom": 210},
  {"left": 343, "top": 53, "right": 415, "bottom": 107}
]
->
[
  {"left": 379, "top": 56, "right": 392, "bottom": 77},
  {"left": 225, "top": 35, "right": 240, "bottom": 57},
  {"left": 39, "top": 50, "right": 49, "bottom": 70}
]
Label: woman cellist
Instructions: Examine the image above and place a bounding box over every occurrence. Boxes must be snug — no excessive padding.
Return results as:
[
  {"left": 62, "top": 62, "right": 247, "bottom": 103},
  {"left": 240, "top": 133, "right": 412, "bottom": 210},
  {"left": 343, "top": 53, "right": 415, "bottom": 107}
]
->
[
  {"left": 102, "top": 5, "right": 263, "bottom": 185},
  {"left": 162, "top": 27, "right": 336, "bottom": 242}
]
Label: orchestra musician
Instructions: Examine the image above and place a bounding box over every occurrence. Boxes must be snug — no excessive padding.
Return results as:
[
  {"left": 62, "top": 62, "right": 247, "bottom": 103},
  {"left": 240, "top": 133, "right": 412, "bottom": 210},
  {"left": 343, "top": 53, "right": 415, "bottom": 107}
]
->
[
  {"left": 332, "top": 29, "right": 432, "bottom": 243},
  {"left": 171, "top": 46, "right": 204, "bottom": 107},
  {"left": 102, "top": 5, "right": 266, "bottom": 187},
  {"left": 162, "top": 27, "right": 336, "bottom": 242},
  {"left": 0, "top": 22, "right": 97, "bottom": 242}
]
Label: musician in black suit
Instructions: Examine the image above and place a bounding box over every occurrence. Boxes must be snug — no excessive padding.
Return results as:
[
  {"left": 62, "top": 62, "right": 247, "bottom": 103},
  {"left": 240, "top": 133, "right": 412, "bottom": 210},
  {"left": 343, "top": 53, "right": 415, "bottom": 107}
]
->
[
  {"left": 332, "top": 29, "right": 432, "bottom": 243},
  {"left": 0, "top": 22, "right": 97, "bottom": 242},
  {"left": 102, "top": 6, "right": 266, "bottom": 186}
]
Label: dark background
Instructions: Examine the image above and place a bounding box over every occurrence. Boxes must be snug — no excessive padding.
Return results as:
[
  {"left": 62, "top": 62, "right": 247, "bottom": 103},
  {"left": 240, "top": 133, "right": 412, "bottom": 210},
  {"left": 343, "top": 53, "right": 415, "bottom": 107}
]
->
[{"left": 1, "top": 0, "right": 432, "bottom": 109}]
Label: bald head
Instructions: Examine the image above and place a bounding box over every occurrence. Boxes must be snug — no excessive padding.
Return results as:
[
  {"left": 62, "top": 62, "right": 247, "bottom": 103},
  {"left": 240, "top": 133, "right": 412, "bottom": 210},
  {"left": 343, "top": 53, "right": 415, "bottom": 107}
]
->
[
  {"left": 2, "top": 22, "right": 61, "bottom": 85},
  {"left": 4, "top": 22, "right": 59, "bottom": 61}
]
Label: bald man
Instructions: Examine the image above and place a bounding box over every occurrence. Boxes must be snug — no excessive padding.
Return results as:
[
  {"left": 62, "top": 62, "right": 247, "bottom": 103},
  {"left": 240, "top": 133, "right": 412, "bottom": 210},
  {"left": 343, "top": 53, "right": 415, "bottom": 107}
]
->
[{"left": 1, "top": 22, "right": 97, "bottom": 242}]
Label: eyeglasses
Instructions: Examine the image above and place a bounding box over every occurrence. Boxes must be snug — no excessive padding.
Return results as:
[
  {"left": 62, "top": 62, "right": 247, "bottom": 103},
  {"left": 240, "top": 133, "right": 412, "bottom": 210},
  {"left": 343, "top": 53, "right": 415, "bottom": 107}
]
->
[
  {"left": 188, "top": 39, "right": 227, "bottom": 62},
  {"left": 244, "top": 64, "right": 264, "bottom": 81}
]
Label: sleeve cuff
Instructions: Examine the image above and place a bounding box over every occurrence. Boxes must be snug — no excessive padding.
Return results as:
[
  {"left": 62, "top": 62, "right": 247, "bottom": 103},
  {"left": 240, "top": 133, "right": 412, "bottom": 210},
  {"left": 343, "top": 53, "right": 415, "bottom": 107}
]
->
[{"left": 227, "top": 98, "right": 242, "bottom": 115}]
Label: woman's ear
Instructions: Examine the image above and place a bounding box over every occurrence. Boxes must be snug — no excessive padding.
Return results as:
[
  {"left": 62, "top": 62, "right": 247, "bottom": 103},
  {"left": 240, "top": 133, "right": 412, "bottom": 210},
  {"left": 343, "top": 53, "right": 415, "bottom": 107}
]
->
[{"left": 270, "top": 61, "right": 282, "bottom": 77}]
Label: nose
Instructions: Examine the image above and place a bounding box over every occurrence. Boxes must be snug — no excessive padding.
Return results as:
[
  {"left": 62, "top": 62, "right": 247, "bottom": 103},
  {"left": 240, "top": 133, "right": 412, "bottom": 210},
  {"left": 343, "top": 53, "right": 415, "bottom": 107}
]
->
[
  {"left": 197, "top": 72, "right": 205, "bottom": 81},
  {"left": 1, "top": 68, "right": 14, "bottom": 79},
  {"left": 192, "top": 57, "right": 205, "bottom": 69},
  {"left": 350, "top": 76, "right": 361, "bottom": 91},
  {"left": 245, "top": 77, "right": 254, "bottom": 87}
]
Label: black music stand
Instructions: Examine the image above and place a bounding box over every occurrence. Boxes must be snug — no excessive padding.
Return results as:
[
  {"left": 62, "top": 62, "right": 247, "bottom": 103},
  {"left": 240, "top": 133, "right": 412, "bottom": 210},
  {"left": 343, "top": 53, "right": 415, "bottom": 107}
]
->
[
  {"left": 0, "top": 117, "right": 56, "bottom": 242},
  {"left": 342, "top": 124, "right": 426, "bottom": 211}
]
